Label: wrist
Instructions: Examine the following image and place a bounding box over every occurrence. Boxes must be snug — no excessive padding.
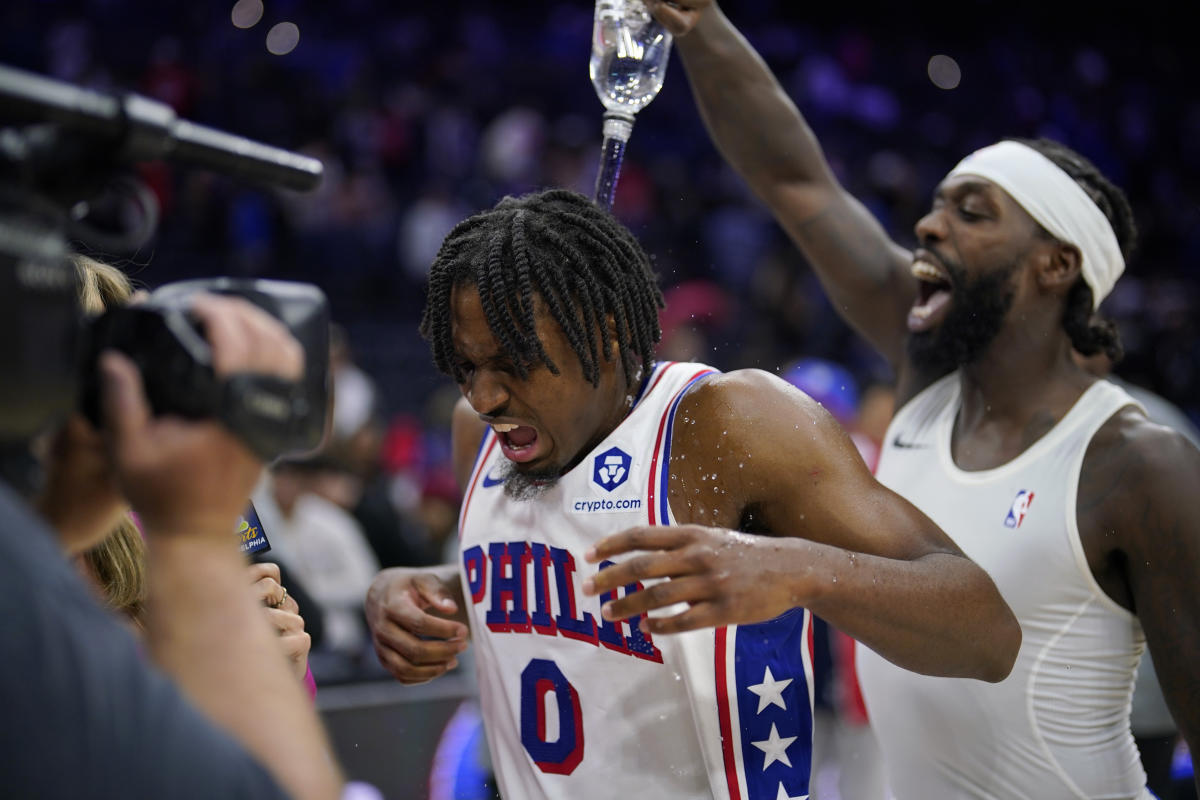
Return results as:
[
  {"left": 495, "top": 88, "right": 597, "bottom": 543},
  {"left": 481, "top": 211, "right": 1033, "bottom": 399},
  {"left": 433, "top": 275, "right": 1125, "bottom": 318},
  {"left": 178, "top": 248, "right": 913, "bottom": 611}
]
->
[
  {"left": 776, "top": 537, "right": 833, "bottom": 613},
  {"left": 681, "top": 3, "right": 729, "bottom": 49}
]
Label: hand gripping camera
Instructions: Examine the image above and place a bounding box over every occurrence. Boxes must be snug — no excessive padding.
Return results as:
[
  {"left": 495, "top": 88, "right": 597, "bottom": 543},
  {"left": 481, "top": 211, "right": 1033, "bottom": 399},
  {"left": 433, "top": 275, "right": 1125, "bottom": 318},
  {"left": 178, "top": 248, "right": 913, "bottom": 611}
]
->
[{"left": 80, "top": 277, "right": 331, "bottom": 461}]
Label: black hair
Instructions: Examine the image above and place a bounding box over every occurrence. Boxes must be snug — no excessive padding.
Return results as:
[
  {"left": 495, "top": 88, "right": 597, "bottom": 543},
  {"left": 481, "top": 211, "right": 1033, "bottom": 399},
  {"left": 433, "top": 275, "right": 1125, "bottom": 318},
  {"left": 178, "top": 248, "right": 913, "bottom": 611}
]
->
[
  {"left": 419, "top": 189, "right": 664, "bottom": 387},
  {"left": 1010, "top": 137, "right": 1133, "bottom": 362}
]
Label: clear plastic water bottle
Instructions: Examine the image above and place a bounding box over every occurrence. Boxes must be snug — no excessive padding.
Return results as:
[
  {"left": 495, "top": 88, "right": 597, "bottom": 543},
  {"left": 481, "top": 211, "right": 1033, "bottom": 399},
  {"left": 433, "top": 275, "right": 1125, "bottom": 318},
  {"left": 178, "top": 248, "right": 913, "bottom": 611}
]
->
[
  {"left": 589, "top": 0, "right": 673, "bottom": 209},
  {"left": 590, "top": 0, "right": 673, "bottom": 115}
]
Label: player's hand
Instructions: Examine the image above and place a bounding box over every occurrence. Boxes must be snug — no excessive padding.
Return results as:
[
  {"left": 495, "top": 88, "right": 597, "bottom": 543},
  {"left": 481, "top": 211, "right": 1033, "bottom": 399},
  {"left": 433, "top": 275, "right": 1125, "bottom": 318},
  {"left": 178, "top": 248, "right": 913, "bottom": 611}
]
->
[
  {"left": 647, "top": 0, "right": 714, "bottom": 37},
  {"left": 582, "top": 524, "right": 806, "bottom": 634},
  {"left": 366, "top": 568, "right": 469, "bottom": 685},
  {"left": 250, "top": 561, "right": 311, "bottom": 681},
  {"left": 99, "top": 293, "right": 303, "bottom": 538}
]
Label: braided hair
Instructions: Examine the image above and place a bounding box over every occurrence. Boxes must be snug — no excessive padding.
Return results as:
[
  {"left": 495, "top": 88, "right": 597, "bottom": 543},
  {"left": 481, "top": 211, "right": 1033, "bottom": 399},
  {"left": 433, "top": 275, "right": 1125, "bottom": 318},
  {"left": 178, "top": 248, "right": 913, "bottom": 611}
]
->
[
  {"left": 420, "top": 189, "right": 664, "bottom": 388},
  {"left": 1011, "top": 138, "right": 1135, "bottom": 363}
]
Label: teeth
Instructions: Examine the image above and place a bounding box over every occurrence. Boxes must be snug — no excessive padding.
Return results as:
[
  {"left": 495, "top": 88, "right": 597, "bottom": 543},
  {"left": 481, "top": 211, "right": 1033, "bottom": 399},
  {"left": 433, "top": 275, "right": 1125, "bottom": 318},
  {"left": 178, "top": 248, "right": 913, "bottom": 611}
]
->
[
  {"left": 492, "top": 423, "right": 518, "bottom": 433},
  {"left": 910, "top": 304, "right": 932, "bottom": 319},
  {"left": 911, "top": 260, "right": 946, "bottom": 283}
]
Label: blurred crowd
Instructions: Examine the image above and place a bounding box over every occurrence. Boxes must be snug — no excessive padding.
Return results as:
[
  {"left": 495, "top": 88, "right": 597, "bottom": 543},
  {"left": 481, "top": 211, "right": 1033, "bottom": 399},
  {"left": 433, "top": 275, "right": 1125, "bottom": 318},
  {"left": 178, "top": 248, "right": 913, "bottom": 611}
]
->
[{"left": 4, "top": 0, "right": 1197, "bottom": 685}]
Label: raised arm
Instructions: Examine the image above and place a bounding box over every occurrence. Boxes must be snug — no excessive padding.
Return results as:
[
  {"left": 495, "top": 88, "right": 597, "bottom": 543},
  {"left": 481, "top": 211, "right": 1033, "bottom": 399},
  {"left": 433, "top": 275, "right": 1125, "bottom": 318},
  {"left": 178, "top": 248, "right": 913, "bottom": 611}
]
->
[
  {"left": 587, "top": 370, "right": 1019, "bottom": 681},
  {"left": 1081, "top": 415, "right": 1200, "bottom": 792},
  {"left": 651, "top": 0, "right": 915, "bottom": 369}
]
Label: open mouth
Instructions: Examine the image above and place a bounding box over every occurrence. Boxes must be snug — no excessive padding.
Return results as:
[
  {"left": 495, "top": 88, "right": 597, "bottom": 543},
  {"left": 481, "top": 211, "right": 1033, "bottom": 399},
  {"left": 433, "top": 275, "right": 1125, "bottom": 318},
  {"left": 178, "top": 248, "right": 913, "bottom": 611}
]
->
[
  {"left": 492, "top": 422, "right": 542, "bottom": 464},
  {"left": 908, "top": 259, "right": 953, "bottom": 332}
]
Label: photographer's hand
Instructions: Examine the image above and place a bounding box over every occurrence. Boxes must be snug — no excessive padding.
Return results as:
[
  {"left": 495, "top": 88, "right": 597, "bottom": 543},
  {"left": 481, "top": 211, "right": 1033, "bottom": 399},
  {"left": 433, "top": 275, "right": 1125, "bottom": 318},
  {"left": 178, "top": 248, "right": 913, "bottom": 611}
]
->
[
  {"left": 98, "top": 293, "right": 341, "bottom": 800},
  {"left": 35, "top": 414, "right": 127, "bottom": 555},
  {"left": 99, "top": 293, "right": 303, "bottom": 535}
]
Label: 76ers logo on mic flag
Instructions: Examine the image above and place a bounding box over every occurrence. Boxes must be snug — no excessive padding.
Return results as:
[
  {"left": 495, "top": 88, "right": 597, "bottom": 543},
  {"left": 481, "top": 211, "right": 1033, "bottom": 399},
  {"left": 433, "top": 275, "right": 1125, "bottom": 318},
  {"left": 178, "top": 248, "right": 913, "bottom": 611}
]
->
[
  {"left": 592, "top": 446, "right": 632, "bottom": 492},
  {"left": 1004, "top": 490, "right": 1034, "bottom": 529}
]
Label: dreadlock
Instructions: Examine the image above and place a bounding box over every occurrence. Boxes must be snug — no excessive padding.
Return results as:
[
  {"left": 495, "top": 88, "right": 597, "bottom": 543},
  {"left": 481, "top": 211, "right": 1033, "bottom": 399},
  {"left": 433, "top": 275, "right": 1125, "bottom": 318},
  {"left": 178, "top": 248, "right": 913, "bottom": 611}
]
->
[
  {"left": 1010, "top": 137, "right": 1134, "bottom": 363},
  {"left": 420, "top": 189, "right": 665, "bottom": 388}
]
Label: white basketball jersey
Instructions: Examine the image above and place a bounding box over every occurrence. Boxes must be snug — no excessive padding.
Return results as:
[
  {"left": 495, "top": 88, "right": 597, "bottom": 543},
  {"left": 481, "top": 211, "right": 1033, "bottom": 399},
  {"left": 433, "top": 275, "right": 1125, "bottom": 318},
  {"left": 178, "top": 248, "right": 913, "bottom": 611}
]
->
[
  {"left": 458, "top": 361, "right": 816, "bottom": 800},
  {"left": 858, "top": 374, "right": 1148, "bottom": 799}
]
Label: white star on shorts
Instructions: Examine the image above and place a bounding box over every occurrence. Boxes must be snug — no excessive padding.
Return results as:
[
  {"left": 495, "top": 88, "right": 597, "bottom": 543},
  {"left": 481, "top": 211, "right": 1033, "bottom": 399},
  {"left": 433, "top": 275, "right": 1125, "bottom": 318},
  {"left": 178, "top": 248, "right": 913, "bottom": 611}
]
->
[
  {"left": 747, "top": 665, "right": 793, "bottom": 714},
  {"left": 774, "top": 782, "right": 808, "bottom": 800},
  {"left": 752, "top": 723, "right": 797, "bottom": 770}
]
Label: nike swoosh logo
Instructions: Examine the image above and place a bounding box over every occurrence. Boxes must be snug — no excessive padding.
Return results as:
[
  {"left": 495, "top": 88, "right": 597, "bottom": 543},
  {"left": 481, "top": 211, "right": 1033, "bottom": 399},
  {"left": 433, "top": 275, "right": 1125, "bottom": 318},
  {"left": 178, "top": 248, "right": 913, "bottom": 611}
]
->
[
  {"left": 481, "top": 471, "right": 506, "bottom": 488},
  {"left": 891, "top": 435, "right": 929, "bottom": 449}
]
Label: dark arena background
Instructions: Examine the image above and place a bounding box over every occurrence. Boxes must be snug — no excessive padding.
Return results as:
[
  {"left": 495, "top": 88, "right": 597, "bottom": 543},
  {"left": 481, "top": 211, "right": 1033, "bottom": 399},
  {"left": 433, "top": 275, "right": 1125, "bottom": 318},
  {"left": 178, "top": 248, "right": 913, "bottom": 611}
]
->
[{"left": 3, "top": 1, "right": 1197, "bottom": 798}]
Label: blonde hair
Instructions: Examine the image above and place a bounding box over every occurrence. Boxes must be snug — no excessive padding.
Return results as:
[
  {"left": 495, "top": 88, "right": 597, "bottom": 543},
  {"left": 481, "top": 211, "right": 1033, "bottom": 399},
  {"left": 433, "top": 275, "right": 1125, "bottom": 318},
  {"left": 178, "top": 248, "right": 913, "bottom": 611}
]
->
[
  {"left": 73, "top": 254, "right": 135, "bottom": 314},
  {"left": 71, "top": 254, "right": 145, "bottom": 624},
  {"left": 80, "top": 514, "right": 147, "bottom": 626}
]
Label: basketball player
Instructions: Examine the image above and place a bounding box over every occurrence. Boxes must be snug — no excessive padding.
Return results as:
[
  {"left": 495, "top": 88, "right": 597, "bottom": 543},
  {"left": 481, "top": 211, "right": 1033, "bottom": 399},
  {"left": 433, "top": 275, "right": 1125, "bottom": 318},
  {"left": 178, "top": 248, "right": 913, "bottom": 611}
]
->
[
  {"left": 366, "top": 189, "right": 1019, "bottom": 799},
  {"left": 620, "top": 2, "right": 1200, "bottom": 797}
]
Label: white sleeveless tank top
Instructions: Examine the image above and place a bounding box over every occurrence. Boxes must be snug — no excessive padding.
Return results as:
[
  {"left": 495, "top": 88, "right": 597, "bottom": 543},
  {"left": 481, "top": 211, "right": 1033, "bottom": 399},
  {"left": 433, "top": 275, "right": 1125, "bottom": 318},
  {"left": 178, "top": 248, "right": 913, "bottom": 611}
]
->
[
  {"left": 458, "top": 361, "right": 816, "bottom": 800},
  {"left": 857, "top": 374, "right": 1148, "bottom": 799}
]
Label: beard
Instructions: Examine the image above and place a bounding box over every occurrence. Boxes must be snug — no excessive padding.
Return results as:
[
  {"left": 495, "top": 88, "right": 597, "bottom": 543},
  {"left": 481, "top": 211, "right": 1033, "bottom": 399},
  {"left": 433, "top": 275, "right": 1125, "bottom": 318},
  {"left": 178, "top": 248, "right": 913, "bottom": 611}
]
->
[
  {"left": 907, "top": 259, "right": 1018, "bottom": 374},
  {"left": 499, "top": 459, "right": 561, "bottom": 501}
]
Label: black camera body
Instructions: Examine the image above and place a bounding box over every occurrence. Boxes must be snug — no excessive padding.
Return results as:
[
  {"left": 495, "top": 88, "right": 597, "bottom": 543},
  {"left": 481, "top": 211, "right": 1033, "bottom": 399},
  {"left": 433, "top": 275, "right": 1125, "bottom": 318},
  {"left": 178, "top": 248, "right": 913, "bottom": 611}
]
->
[{"left": 79, "top": 278, "right": 331, "bottom": 461}]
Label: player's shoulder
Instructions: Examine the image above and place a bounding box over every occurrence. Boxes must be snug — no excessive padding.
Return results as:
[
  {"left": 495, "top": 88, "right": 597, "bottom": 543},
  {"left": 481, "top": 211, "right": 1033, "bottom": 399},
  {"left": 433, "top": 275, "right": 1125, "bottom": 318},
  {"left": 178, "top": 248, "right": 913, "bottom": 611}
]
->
[
  {"left": 674, "top": 367, "right": 846, "bottom": 458},
  {"left": 678, "top": 367, "right": 825, "bottom": 419},
  {"left": 1088, "top": 405, "right": 1200, "bottom": 474},
  {"left": 1082, "top": 405, "right": 1200, "bottom": 518},
  {"left": 1077, "top": 402, "right": 1200, "bottom": 589}
]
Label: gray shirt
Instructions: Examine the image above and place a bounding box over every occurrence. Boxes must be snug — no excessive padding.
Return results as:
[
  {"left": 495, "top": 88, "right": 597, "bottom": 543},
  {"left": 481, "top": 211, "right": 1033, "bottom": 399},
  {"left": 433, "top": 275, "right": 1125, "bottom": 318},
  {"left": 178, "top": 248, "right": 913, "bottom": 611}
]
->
[{"left": 0, "top": 481, "right": 291, "bottom": 799}]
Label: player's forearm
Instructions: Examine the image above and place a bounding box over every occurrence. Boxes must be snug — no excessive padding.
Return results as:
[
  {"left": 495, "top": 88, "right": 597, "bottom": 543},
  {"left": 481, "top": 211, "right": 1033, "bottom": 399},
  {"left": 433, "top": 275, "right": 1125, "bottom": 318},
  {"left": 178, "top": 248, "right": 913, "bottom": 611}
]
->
[
  {"left": 677, "top": 6, "right": 834, "bottom": 204},
  {"left": 145, "top": 536, "right": 342, "bottom": 800},
  {"left": 800, "top": 546, "right": 1020, "bottom": 682}
]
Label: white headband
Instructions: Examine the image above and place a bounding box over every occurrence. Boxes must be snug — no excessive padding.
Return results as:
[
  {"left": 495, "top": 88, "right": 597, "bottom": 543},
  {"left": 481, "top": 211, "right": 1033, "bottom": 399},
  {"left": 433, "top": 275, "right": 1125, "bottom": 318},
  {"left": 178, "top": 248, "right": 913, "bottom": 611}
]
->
[{"left": 947, "top": 140, "right": 1124, "bottom": 309}]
